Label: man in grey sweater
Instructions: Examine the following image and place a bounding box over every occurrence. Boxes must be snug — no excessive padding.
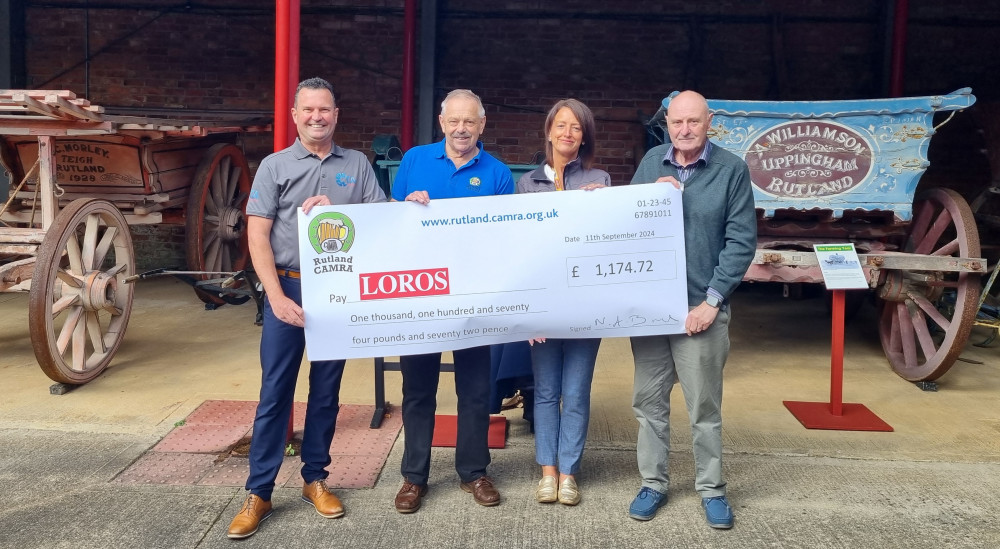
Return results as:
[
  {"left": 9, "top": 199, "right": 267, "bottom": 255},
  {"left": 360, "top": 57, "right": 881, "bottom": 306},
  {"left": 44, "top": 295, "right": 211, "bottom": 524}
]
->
[{"left": 626, "top": 90, "right": 757, "bottom": 529}]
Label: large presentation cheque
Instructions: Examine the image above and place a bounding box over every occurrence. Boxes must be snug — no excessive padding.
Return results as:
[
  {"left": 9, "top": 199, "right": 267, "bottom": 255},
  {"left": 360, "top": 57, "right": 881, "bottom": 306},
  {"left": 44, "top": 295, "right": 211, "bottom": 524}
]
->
[{"left": 298, "top": 182, "right": 687, "bottom": 360}]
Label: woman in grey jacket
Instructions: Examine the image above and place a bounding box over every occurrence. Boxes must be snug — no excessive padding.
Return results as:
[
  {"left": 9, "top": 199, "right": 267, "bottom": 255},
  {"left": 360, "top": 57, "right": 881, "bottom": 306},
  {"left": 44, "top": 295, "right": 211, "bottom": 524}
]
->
[{"left": 518, "top": 99, "right": 608, "bottom": 506}]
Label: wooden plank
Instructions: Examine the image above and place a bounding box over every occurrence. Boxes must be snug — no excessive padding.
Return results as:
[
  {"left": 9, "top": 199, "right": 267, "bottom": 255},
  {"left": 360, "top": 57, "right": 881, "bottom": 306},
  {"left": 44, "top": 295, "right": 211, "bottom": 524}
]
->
[
  {"left": 752, "top": 249, "right": 986, "bottom": 273},
  {"left": 0, "top": 92, "right": 105, "bottom": 124},
  {"left": 0, "top": 243, "right": 38, "bottom": 255},
  {"left": 13, "top": 191, "right": 173, "bottom": 203},
  {"left": 65, "top": 127, "right": 116, "bottom": 136},
  {"left": 0, "top": 118, "right": 114, "bottom": 136},
  {"left": 1, "top": 209, "right": 161, "bottom": 225},
  {"left": 103, "top": 113, "right": 270, "bottom": 126},
  {"left": 0, "top": 228, "right": 46, "bottom": 244},
  {"left": 13, "top": 198, "right": 176, "bottom": 213},
  {"left": 117, "top": 123, "right": 190, "bottom": 132},
  {"left": 11, "top": 193, "right": 184, "bottom": 214},
  {"left": 1, "top": 91, "right": 265, "bottom": 135},
  {"left": 104, "top": 114, "right": 270, "bottom": 131},
  {"left": 0, "top": 256, "right": 37, "bottom": 290},
  {"left": 133, "top": 196, "right": 187, "bottom": 214},
  {"left": 0, "top": 89, "right": 76, "bottom": 100},
  {"left": 165, "top": 128, "right": 209, "bottom": 137},
  {"left": 194, "top": 124, "right": 271, "bottom": 134},
  {"left": 37, "top": 136, "right": 56, "bottom": 229},
  {"left": 47, "top": 94, "right": 103, "bottom": 122},
  {"left": 9, "top": 93, "right": 65, "bottom": 118}
]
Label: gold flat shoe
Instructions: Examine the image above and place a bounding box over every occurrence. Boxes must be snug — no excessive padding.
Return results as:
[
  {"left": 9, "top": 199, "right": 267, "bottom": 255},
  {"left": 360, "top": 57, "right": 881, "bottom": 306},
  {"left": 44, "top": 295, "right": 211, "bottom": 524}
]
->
[
  {"left": 535, "top": 475, "right": 557, "bottom": 503},
  {"left": 558, "top": 477, "right": 580, "bottom": 506}
]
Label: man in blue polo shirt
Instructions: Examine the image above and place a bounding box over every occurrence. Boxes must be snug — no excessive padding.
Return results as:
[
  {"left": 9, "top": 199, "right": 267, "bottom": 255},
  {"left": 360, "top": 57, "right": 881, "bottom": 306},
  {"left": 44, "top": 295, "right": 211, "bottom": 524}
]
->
[{"left": 391, "top": 89, "right": 514, "bottom": 513}]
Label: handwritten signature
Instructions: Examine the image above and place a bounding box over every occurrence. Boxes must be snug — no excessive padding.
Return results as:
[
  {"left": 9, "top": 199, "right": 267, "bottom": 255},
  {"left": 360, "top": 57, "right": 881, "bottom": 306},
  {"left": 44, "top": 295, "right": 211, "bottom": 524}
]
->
[{"left": 593, "top": 314, "right": 680, "bottom": 329}]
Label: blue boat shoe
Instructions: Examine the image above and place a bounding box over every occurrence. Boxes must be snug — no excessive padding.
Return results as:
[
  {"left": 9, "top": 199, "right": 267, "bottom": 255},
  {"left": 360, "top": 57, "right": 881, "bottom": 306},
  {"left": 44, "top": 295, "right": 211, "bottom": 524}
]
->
[
  {"left": 628, "top": 487, "right": 667, "bottom": 521},
  {"left": 702, "top": 496, "right": 734, "bottom": 529}
]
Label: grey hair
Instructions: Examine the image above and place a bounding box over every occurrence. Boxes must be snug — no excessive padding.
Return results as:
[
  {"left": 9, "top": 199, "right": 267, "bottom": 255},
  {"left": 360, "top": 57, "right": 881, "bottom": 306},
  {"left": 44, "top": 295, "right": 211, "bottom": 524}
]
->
[
  {"left": 440, "top": 89, "right": 485, "bottom": 118},
  {"left": 295, "top": 77, "right": 336, "bottom": 106}
]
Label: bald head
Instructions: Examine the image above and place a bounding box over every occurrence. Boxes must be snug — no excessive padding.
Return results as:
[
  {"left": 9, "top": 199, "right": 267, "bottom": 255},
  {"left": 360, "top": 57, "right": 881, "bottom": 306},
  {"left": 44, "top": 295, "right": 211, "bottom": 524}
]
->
[
  {"left": 668, "top": 91, "right": 709, "bottom": 118},
  {"left": 665, "top": 90, "right": 713, "bottom": 164}
]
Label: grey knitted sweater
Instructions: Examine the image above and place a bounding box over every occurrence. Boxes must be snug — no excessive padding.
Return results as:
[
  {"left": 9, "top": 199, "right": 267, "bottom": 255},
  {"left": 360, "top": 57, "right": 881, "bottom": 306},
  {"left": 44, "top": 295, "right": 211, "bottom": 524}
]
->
[{"left": 630, "top": 143, "right": 757, "bottom": 306}]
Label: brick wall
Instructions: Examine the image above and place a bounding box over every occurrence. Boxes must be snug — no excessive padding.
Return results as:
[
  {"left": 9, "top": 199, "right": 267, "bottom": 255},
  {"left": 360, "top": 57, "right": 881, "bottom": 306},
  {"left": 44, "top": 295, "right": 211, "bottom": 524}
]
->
[
  {"left": 129, "top": 225, "right": 186, "bottom": 271},
  {"left": 17, "top": 0, "right": 1000, "bottom": 266}
]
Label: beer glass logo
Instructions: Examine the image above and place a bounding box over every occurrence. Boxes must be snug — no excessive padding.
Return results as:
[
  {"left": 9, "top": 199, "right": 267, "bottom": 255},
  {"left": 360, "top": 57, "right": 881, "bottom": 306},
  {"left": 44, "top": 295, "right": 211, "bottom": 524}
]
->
[{"left": 308, "top": 212, "right": 356, "bottom": 254}]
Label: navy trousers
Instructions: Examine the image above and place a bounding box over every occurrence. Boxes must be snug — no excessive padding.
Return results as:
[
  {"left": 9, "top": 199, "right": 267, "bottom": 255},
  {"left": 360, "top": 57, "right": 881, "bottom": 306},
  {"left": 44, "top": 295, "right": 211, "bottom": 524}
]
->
[
  {"left": 399, "top": 346, "right": 492, "bottom": 485},
  {"left": 246, "top": 275, "right": 346, "bottom": 500}
]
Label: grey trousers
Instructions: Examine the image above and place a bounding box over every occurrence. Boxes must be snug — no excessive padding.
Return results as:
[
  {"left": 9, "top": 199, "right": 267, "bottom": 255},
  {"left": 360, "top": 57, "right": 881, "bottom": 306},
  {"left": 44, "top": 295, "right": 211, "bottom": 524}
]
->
[{"left": 630, "top": 307, "right": 730, "bottom": 498}]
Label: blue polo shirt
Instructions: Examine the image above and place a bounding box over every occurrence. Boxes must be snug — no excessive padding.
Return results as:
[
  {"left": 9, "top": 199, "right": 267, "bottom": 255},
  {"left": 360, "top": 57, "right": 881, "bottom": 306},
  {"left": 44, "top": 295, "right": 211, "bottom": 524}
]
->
[{"left": 390, "top": 139, "right": 514, "bottom": 200}]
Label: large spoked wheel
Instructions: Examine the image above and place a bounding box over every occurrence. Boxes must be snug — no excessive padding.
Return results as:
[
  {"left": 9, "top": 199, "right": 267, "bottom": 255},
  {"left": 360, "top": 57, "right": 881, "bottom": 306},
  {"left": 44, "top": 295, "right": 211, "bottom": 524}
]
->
[
  {"left": 185, "top": 143, "right": 252, "bottom": 305},
  {"left": 28, "top": 199, "right": 135, "bottom": 384},
  {"left": 878, "top": 188, "right": 981, "bottom": 381}
]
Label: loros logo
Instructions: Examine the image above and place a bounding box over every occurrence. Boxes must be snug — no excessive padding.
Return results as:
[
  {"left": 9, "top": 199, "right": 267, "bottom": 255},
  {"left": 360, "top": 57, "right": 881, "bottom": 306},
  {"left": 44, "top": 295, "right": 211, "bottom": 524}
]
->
[
  {"left": 359, "top": 268, "right": 450, "bottom": 301},
  {"left": 308, "top": 212, "right": 355, "bottom": 254}
]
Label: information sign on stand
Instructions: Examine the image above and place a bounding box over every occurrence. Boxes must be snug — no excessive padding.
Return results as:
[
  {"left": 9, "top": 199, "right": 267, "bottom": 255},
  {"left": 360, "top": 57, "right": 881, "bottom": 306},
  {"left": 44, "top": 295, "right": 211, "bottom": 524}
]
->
[{"left": 782, "top": 244, "right": 893, "bottom": 431}]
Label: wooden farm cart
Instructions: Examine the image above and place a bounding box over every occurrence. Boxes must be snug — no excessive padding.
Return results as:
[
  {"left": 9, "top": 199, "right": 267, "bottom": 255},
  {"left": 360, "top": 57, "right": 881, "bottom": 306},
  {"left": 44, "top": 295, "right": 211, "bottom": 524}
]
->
[
  {"left": 649, "top": 88, "right": 986, "bottom": 382},
  {"left": 0, "top": 90, "right": 269, "bottom": 386}
]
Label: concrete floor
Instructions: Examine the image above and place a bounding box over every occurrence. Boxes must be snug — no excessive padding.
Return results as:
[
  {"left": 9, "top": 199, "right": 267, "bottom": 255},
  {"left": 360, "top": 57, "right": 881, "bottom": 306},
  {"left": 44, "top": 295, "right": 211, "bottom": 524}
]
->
[
  {"left": 3, "top": 277, "right": 998, "bottom": 460},
  {"left": 1, "top": 278, "right": 999, "bottom": 548}
]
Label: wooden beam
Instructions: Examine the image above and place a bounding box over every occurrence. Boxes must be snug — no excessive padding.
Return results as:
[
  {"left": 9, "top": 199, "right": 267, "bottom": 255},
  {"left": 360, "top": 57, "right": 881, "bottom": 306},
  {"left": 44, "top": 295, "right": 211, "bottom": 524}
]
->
[
  {"left": 0, "top": 227, "right": 46, "bottom": 243},
  {"left": 752, "top": 249, "right": 986, "bottom": 273},
  {"left": 0, "top": 243, "right": 38, "bottom": 255},
  {"left": 0, "top": 89, "right": 76, "bottom": 99},
  {"left": 37, "top": 136, "right": 57, "bottom": 228},
  {"left": 0, "top": 257, "right": 37, "bottom": 290},
  {"left": 1, "top": 209, "right": 162, "bottom": 225},
  {"left": 47, "top": 94, "right": 104, "bottom": 121},
  {"left": 9, "top": 93, "right": 63, "bottom": 118},
  {"left": 15, "top": 191, "right": 172, "bottom": 203},
  {"left": 0, "top": 117, "right": 114, "bottom": 135}
]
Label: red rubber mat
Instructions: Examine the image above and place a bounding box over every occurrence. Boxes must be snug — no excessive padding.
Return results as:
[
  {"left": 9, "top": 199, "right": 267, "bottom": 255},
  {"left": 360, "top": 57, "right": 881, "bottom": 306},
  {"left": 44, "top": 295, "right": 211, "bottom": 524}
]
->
[
  {"left": 114, "top": 401, "right": 402, "bottom": 489},
  {"left": 430, "top": 415, "right": 507, "bottom": 448}
]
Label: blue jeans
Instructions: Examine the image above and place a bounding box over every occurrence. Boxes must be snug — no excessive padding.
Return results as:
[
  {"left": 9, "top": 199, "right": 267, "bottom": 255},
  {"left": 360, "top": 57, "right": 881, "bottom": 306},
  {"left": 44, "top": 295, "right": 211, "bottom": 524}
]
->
[
  {"left": 530, "top": 338, "right": 601, "bottom": 475},
  {"left": 246, "top": 275, "right": 346, "bottom": 500}
]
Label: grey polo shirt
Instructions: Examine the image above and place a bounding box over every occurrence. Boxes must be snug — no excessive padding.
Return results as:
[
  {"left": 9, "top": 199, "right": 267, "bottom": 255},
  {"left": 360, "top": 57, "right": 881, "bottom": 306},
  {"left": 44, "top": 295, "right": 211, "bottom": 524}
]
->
[{"left": 246, "top": 138, "right": 386, "bottom": 270}]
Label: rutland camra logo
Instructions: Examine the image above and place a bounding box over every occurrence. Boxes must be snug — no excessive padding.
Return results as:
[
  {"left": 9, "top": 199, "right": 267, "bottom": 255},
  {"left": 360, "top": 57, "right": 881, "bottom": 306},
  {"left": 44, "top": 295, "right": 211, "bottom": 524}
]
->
[
  {"left": 359, "top": 268, "right": 450, "bottom": 301},
  {"left": 308, "top": 212, "right": 355, "bottom": 254}
]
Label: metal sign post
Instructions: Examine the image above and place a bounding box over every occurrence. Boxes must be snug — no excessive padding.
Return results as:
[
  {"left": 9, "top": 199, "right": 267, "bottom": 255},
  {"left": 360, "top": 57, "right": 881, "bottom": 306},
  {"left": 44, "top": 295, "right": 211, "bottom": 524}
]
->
[{"left": 783, "top": 245, "right": 893, "bottom": 431}]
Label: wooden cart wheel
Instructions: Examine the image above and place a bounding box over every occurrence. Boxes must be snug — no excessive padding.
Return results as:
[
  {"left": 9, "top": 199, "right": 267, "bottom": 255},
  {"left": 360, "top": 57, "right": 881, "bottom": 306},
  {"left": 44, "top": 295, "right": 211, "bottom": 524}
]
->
[
  {"left": 185, "top": 143, "right": 252, "bottom": 305},
  {"left": 878, "top": 188, "right": 981, "bottom": 381},
  {"left": 28, "top": 198, "right": 135, "bottom": 384}
]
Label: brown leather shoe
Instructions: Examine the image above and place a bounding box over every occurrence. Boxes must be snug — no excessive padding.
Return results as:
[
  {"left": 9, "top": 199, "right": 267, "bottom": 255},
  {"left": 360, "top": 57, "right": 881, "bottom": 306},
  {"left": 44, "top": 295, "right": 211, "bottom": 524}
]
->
[
  {"left": 227, "top": 494, "right": 272, "bottom": 539},
  {"left": 460, "top": 476, "right": 501, "bottom": 506},
  {"left": 301, "top": 479, "right": 345, "bottom": 518},
  {"left": 394, "top": 480, "right": 428, "bottom": 513}
]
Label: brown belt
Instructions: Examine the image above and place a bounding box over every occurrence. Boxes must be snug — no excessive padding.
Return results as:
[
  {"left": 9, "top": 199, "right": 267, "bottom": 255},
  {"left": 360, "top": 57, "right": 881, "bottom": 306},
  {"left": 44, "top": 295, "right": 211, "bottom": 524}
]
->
[{"left": 276, "top": 268, "right": 301, "bottom": 278}]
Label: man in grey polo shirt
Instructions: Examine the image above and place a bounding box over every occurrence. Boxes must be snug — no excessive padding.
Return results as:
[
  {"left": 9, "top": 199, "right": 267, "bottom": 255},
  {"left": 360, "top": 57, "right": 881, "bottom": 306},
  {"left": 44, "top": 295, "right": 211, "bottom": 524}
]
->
[{"left": 227, "top": 77, "right": 386, "bottom": 540}]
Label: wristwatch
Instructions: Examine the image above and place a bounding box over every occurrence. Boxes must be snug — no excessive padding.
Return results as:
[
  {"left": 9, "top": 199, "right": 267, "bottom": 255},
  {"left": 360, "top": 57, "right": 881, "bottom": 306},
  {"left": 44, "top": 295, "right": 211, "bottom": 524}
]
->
[{"left": 705, "top": 295, "right": 722, "bottom": 308}]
